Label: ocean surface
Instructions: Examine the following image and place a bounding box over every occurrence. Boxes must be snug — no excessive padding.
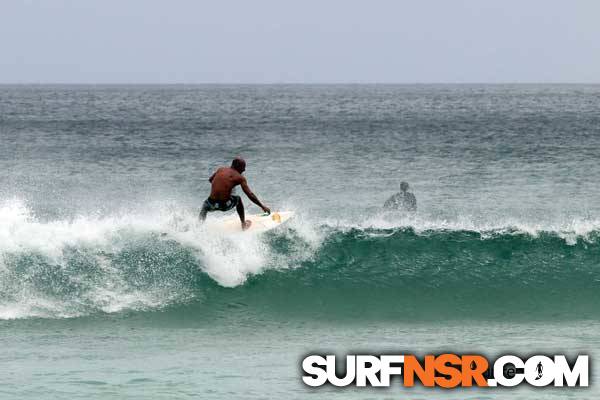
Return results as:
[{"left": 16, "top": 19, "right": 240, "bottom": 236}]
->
[{"left": 1, "top": 84, "right": 599, "bottom": 399}]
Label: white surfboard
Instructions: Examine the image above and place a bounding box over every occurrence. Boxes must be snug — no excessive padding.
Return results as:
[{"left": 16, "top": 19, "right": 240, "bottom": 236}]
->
[{"left": 207, "top": 211, "right": 294, "bottom": 234}]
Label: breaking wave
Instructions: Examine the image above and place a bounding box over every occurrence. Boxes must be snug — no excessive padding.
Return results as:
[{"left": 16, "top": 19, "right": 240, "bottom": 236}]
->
[{"left": 1, "top": 198, "right": 600, "bottom": 320}]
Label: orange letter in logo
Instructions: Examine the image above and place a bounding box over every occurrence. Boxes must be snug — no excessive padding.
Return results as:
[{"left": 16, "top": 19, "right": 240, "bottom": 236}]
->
[
  {"left": 434, "top": 354, "right": 462, "bottom": 388},
  {"left": 461, "top": 355, "right": 489, "bottom": 387},
  {"left": 403, "top": 355, "right": 435, "bottom": 387}
]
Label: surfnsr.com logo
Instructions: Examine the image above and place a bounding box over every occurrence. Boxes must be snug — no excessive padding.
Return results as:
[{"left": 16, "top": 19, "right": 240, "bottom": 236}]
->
[{"left": 302, "top": 354, "right": 589, "bottom": 388}]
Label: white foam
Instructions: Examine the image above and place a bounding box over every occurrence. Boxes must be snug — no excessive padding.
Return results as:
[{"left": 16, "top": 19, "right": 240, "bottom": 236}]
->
[
  {"left": 322, "top": 210, "right": 600, "bottom": 242},
  {"left": 0, "top": 198, "right": 320, "bottom": 318},
  {"left": 167, "top": 208, "right": 324, "bottom": 286}
]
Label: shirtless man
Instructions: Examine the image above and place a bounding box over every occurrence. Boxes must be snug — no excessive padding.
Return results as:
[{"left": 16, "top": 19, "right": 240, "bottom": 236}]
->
[
  {"left": 199, "top": 157, "right": 270, "bottom": 230},
  {"left": 383, "top": 181, "right": 417, "bottom": 212}
]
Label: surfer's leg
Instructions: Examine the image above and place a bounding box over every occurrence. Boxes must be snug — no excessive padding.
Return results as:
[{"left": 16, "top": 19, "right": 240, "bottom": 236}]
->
[
  {"left": 199, "top": 200, "right": 211, "bottom": 222},
  {"left": 235, "top": 196, "right": 245, "bottom": 225},
  {"left": 232, "top": 196, "right": 250, "bottom": 230}
]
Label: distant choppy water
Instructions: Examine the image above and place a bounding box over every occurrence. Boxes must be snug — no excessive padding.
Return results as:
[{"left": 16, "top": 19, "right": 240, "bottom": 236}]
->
[{"left": 1, "top": 85, "right": 599, "bottom": 399}]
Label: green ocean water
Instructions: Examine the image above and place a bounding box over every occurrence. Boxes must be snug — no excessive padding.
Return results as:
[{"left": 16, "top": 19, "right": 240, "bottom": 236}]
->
[{"left": 1, "top": 84, "right": 600, "bottom": 398}]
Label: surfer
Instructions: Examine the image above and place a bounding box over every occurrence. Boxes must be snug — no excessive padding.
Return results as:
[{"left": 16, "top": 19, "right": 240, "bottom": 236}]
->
[
  {"left": 199, "top": 157, "right": 270, "bottom": 230},
  {"left": 384, "top": 181, "right": 417, "bottom": 211},
  {"left": 535, "top": 361, "right": 543, "bottom": 380}
]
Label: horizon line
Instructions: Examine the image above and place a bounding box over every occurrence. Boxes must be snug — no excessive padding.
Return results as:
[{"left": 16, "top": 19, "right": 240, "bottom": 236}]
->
[{"left": 1, "top": 81, "right": 600, "bottom": 86}]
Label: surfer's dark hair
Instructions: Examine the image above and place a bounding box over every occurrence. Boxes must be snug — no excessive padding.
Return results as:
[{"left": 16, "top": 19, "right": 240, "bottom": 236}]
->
[{"left": 232, "top": 157, "right": 246, "bottom": 172}]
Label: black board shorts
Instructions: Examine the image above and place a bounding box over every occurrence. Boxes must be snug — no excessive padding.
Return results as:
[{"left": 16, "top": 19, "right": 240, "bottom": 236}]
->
[{"left": 201, "top": 195, "right": 241, "bottom": 213}]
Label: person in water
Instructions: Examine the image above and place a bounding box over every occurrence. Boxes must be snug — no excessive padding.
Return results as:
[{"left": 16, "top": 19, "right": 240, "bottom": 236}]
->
[
  {"left": 199, "top": 157, "right": 270, "bottom": 230},
  {"left": 384, "top": 181, "right": 417, "bottom": 211}
]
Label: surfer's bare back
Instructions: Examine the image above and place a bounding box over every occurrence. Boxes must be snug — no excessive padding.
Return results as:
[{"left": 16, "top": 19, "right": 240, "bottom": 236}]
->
[{"left": 199, "top": 157, "right": 270, "bottom": 230}]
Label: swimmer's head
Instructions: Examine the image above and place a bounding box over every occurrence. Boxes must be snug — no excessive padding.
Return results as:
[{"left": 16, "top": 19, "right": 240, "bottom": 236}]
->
[
  {"left": 400, "top": 181, "right": 409, "bottom": 191},
  {"left": 231, "top": 157, "right": 246, "bottom": 173}
]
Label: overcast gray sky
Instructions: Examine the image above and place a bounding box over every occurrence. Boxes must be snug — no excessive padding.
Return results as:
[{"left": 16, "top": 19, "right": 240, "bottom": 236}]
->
[{"left": 1, "top": 0, "right": 599, "bottom": 83}]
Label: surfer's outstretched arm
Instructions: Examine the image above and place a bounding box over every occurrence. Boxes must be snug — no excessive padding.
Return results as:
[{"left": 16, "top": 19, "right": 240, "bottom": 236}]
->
[{"left": 240, "top": 177, "right": 270, "bottom": 214}]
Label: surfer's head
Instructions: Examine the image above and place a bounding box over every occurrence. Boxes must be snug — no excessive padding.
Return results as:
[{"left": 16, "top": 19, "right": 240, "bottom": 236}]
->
[
  {"left": 231, "top": 157, "right": 246, "bottom": 173},
  {"left": 400, "top": 181, "right": 409, "bottom": 191}
]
